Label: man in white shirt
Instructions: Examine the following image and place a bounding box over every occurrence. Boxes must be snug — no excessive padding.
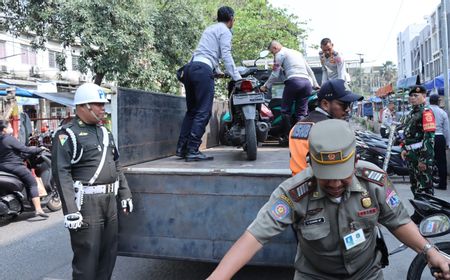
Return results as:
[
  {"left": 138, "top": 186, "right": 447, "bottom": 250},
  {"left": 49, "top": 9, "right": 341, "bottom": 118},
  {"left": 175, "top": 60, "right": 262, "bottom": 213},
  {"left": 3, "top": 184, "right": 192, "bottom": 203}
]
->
[{"left": 380, "top": 101, "right": 397, "bottom": 138}]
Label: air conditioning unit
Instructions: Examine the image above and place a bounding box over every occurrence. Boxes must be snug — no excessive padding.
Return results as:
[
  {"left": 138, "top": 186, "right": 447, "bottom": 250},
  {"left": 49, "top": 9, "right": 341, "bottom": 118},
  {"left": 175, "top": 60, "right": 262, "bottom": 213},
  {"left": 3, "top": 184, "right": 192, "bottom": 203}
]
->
[{"left": 29, "top": 66, "right": 41, "bottom": 77}]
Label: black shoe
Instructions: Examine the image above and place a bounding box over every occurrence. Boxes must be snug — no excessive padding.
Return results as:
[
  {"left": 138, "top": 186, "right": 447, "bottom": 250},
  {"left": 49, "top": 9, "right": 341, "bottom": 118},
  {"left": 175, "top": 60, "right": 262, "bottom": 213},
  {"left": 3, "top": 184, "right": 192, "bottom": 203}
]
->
[
  {"left": 175, "top": 146, "right": 187, "bottom": 158},
  {"left": 185, "top": 151, "right": 214, "bottom": 162}
]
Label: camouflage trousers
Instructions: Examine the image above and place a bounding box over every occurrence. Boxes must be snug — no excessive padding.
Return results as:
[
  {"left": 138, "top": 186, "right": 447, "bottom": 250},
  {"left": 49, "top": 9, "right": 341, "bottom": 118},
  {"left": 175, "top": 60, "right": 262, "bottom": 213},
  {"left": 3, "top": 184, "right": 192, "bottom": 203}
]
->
[{"left": 406, "top": 151, "right": 434, "bottom": 197}]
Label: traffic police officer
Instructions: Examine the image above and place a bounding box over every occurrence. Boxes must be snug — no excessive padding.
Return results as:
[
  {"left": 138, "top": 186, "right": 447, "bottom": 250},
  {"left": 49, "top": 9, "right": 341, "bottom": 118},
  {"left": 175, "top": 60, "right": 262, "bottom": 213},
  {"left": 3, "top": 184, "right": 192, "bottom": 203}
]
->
[
  {"left": 319, "top": 38, "right": 348, "bottom": 85},
  {"left": 401, "top": 85, "right": 436, "bottom": 197},
  {"left": 207, "top": 119, "right": 450, "bottom": 280},
  {"left": 289, "top": 79, "right": 363, "bottom": 175},
  {"left": 52, "top": 83, "right": 133, "bottom": 280}
]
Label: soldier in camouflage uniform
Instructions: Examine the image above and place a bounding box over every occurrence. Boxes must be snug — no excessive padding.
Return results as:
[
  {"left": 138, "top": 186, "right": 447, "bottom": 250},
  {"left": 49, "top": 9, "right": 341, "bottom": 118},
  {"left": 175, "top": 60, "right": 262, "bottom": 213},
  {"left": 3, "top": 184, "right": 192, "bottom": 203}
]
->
[
  {"left": 401, "top": 85, "right": 436, "bottom": 198},
  {"left": 207, "top": 119, "right": 450, "bottom": 280}
]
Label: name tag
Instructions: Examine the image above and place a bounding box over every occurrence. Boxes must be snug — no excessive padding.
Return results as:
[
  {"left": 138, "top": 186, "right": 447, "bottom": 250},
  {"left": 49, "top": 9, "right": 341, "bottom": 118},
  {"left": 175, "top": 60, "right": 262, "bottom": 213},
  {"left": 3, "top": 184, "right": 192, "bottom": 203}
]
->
[{"left": 343, "top": 228, "right": 366, "bottom": 250}]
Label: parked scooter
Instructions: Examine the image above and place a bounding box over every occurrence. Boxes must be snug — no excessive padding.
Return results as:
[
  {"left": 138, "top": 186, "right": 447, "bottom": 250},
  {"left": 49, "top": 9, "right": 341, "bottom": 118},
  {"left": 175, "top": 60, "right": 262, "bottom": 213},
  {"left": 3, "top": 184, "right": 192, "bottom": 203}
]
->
[
  {"left": 219, "top": 50, "right": 270, "bottom": 160},
  {"left": 388, "top": 193, "right": 450, "bottom": 279},
  {"left": 0, "top": 150, "right": 61, "bottom": 220}
]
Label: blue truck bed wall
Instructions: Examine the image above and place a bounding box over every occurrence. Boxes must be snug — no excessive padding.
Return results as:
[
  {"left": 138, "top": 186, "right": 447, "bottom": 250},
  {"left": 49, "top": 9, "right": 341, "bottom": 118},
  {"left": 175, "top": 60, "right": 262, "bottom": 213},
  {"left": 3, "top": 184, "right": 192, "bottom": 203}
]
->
[
  {"left": 115, "top": 88, "right": 296, "bottom": 266},
  {"left": 116, "top": 87, "right": 227, "bottom": 166}
]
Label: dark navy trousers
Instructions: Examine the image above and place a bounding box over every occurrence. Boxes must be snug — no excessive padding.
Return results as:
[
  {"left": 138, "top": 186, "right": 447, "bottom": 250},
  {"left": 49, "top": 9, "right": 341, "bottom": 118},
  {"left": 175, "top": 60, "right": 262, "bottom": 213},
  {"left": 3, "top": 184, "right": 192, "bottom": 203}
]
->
[
  {"left": 281, "top": 77, "right": 312, "bottom": 122},
  {"left": 434, "top": 134, "right": 448, "bottom": 188},
  {"left": 177, "top": 62, "right": 215, "bottom": 151}
]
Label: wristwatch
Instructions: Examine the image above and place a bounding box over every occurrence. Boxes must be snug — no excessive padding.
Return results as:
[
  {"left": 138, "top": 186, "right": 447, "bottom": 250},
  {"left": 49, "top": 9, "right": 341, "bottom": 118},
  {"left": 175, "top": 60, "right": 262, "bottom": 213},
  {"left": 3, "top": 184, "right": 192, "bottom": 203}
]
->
[{"left": 422, "top": 243, "right": 438, "bottom": 257}]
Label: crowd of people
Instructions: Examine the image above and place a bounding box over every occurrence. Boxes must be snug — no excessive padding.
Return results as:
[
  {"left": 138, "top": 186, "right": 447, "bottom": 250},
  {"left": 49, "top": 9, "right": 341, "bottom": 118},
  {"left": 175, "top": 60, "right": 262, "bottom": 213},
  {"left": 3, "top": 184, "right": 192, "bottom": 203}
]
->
[{"left": 2, "top": 4, "right": 450, "bottom": 280}]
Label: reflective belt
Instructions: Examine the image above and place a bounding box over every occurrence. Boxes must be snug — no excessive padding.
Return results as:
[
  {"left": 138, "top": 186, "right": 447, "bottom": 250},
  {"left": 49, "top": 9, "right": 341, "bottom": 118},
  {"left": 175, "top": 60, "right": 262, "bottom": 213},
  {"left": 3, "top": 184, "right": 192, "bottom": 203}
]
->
[
  {"left": 405, "top": 141, "right": 423, "bottom": 151},
  {"left": 82, "top": 181, "right": 119, "bottom": 195}
]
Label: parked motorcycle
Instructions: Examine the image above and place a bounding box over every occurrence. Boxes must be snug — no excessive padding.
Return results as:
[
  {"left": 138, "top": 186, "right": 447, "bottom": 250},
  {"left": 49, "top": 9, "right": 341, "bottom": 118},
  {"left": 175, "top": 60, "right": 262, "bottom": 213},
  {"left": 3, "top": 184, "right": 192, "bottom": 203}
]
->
[
  {"left": 406, "top": 193, "right": 450, "bottom": 279},
  {"left": 219, "top": 50, "right": 270, "bottom": 160},
  {"left": 0, "top": 150, "right": 61, "bottom": 220}
]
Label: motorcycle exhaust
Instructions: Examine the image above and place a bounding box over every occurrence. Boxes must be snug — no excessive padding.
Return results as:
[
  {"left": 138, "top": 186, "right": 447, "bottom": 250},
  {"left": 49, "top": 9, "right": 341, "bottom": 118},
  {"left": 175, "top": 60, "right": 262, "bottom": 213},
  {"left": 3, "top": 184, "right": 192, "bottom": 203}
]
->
[{"left": 256, "top": 121, "right": 269, "bottom": 142}]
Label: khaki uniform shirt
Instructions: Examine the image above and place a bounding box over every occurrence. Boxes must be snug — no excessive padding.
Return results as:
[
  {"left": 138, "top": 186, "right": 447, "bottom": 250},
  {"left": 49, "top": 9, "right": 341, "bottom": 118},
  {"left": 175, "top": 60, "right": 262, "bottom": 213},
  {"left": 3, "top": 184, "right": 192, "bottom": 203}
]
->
[{"left": 247, "top": 161, "right": 410, "bottom": 279}]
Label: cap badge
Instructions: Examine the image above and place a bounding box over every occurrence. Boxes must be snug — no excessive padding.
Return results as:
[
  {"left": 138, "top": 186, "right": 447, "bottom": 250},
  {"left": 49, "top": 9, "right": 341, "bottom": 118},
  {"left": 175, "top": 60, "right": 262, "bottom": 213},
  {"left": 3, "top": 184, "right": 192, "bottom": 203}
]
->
[{"left": 415, "top": 87, "right": 420, "bottom": 93}]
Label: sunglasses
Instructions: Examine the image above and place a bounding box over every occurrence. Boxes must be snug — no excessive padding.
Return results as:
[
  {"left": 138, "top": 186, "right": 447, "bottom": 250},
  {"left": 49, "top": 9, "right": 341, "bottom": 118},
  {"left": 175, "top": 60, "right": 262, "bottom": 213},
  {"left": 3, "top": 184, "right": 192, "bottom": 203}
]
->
[{"left": 334, "top": 100, "right": 351, "bottom": 110}]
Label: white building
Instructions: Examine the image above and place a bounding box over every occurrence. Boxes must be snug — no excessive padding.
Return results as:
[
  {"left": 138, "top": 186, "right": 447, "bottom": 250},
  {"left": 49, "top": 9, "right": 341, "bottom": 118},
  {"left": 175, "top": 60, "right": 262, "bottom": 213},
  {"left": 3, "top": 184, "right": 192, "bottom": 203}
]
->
[{"left": 396, "top": 23, "right": 427, "bottom": 80}]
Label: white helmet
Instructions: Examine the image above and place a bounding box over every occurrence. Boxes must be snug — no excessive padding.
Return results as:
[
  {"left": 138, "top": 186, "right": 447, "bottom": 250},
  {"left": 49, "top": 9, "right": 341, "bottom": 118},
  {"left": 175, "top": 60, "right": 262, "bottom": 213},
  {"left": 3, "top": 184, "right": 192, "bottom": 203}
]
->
[{"left": 74, "top": 83, "right": 108, "bottom": 105}]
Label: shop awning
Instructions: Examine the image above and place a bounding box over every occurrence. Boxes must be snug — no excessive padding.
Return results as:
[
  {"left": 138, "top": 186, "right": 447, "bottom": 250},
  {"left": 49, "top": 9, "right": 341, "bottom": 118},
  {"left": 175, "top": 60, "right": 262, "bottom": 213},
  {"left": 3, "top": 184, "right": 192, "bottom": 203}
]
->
[
  {"left": 396, "top": 75, "right": 420, "bottom": 90},
  {"left": 375, "top": 83, "right": 394, "bottom": 97},
  {"left": 32, "top": 91, "right": 75, "bottom": 107},
  {"left": 0, "top": 83, "right": 35, "bottom": 97}
]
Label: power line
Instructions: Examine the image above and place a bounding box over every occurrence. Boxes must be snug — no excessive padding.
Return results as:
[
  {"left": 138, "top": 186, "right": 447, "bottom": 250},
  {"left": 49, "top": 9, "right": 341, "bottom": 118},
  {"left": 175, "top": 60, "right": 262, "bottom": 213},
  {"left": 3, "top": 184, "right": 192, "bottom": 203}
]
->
[{"left": 376, "top": 0, "right": 405, "bottom": 63}]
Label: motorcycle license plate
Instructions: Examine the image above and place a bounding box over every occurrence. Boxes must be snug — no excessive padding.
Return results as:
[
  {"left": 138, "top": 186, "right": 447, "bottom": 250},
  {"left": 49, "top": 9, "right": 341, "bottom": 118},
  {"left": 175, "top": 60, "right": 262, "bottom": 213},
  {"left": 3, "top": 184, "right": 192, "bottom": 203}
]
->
[{"left": 233, "top": 93, "right": 264, "bottom": 105}]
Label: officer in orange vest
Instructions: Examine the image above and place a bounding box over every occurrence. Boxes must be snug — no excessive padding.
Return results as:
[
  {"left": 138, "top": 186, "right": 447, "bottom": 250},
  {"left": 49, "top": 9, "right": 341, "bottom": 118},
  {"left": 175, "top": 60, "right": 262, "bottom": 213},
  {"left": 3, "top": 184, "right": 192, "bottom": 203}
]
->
[{"left": 289, "top": 79, "right": 363, "bottom": 175}]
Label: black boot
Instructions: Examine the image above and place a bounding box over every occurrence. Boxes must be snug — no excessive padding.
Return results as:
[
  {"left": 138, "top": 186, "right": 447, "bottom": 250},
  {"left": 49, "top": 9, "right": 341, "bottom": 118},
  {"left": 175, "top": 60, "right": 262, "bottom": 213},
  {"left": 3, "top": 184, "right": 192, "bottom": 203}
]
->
[
  {"left": 175, "top": 142, "right": 187, "bottom": 158},
  {"left": 185, "top": 149, "right": 214, "bottom": 162}
]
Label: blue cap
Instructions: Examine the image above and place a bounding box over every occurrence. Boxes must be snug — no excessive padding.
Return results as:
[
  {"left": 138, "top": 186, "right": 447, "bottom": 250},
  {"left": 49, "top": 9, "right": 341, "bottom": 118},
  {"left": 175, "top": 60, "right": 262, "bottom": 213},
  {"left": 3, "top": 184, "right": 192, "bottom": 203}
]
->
[{"left": 318, "top": 79, "right": 363, "bottom": 102}]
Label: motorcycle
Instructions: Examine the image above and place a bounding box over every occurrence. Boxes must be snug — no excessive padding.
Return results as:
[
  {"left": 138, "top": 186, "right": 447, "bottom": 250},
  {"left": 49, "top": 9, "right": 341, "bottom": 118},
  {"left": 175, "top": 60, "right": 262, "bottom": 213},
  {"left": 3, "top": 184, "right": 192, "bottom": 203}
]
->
[
  {"left": 219, "top": 50, "right": 271, "bottom": 160},
  {"left": 0, "top": 150, "right": 62, "bottom": 220},
  {"left": 399, "top": 193, "right": 450, "bottom": 279}
]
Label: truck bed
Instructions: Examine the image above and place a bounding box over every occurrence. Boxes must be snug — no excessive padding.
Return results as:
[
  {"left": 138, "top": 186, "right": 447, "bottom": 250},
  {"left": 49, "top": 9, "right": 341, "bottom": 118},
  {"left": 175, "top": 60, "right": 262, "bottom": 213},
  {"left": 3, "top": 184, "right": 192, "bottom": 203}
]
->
[{"left": 118, "top": 146, "right": 297, "bottom": 266}]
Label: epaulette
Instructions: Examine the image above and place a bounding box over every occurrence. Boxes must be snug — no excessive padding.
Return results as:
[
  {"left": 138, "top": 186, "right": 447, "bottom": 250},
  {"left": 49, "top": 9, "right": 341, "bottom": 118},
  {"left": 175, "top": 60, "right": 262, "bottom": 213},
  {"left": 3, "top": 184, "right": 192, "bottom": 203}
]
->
[
  {"left": 355, "top": 167, "right": 386, "bottom": 186},
  {"left": 288, "top": 178, "right": 315, "bottom": 202},
  {"left": 53, "top": 124, "right": 83, "bottom": 164}
]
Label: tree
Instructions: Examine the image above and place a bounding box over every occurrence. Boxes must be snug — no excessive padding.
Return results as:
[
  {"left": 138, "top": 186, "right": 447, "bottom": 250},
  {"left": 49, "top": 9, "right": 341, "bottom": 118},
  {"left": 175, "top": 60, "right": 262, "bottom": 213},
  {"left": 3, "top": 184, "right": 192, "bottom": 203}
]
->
[
  {"left": 1, "top": 0, "right": 155, "bottom": 85},
  {"left": 380, "top": 61, "right": 397, "bottom": 84}
]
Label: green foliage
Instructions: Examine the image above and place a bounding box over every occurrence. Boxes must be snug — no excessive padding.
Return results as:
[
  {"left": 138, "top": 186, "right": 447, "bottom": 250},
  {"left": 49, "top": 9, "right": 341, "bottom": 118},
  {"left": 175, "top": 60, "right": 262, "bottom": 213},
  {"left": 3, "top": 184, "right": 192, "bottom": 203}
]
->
[{"left": 0, "top": 0, "right": 308, "bottom": 93}]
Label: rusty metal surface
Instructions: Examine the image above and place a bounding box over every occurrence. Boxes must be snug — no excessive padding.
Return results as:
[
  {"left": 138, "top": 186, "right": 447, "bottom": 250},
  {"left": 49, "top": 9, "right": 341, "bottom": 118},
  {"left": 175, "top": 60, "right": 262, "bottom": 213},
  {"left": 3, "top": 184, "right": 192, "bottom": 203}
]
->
[{"left": 119, "top": 146, "right": 296, "bottom": 266}]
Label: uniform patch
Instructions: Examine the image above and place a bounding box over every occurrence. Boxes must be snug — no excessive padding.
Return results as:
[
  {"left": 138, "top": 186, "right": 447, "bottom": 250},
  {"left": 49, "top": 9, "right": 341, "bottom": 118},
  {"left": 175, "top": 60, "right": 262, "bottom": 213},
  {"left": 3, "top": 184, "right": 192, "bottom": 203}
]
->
[
  {"left": 422, "top": 109, "right": 436, "bottom": 132},
  {"left": 59, "top": 134, "right": 68, "bottom": 146},
  {"left": 306, "top": 208, "right": 323, "bottom": 216},
  {"left": 79, "top": 132, "right": 88, "bottom": 136},
  {"left": 270, "top": 199, "right": 290, "bottom": 221},
  {"left": 386, "top": 188, "right": 400, "bottom": 209},
  {"left": 358, "top": 207, "right": 378, "bottom": 217},
  {"left": 289, "top": 180, "right": 313, "bottom": 202},
  {"left": 304, "top": 217, "right": 325, "bottom": 226},
  {"left": 356, "top": 168, "right": 386, "bottom": 186},
  {"left": 291, "top": 123, "right": 313, "bottom": 140},
  {"left": 361, "top": 197, "right": 372, "bottom": 208}
]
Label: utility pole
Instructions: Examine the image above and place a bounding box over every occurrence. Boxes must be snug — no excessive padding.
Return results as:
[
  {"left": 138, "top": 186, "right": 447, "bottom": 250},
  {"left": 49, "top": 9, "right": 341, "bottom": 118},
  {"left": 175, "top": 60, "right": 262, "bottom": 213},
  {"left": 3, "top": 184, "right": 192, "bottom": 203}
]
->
[
  {"left": 442, "top": 0, "right": 450, "bottom": 112},
  {"left": 356, "top": 53, "right": 364, "bottom": 94}
]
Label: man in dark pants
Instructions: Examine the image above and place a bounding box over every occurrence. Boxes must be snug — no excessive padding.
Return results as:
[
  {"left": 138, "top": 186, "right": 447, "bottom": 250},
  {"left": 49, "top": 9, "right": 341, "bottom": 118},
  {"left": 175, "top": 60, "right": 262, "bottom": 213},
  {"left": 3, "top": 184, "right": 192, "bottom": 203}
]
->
[
  {"left": 52, "top": 83, "right": 133, "bottom": 280},
  {"left": 176, "top": 6, "right": 242, "bottom": 162},
  {"left": 260, "top": 40, "right": 319, "bottom": 138},
  {"left": 429, "top": 94, "right": 450, "bottom": 190}
]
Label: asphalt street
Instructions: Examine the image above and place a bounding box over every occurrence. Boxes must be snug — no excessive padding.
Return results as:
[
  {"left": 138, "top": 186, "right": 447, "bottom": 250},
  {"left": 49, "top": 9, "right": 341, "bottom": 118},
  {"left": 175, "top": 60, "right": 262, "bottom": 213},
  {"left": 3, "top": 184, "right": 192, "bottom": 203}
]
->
[{"left": 1, "top": 174, "right": 449, "bottom": 280}]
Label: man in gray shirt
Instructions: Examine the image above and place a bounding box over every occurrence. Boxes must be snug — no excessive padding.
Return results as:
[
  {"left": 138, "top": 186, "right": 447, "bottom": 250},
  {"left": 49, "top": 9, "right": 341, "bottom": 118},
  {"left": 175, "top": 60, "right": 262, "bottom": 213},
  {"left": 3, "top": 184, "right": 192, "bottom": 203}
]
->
[
  {"left": 260, "top": 40, "right": 319, "bottom": 139},
  {"left": 429, "top": 94, "right": 450, "bottom": 189},
  {"left": 176, "top": 6, "right": 241, "bottom": 162},
  {"left": 319, "top": 38, "right": 348, "bottom": 85}
]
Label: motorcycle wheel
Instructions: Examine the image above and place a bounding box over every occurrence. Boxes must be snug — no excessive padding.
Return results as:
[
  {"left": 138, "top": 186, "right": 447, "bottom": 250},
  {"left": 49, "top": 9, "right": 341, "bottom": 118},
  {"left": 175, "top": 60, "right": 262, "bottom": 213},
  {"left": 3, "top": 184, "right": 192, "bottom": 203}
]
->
[
  {"left": 47, "top": 191, "right": 62, "bottom": 211},
  {"left": 245, "top": 119, "right": 257, "bottom": 161},
  {"left": 219, "top": 120, "right": 230, "bottom": 146},
  {"left": 406, "top": 242, "right": 450, "bottom": 280}
]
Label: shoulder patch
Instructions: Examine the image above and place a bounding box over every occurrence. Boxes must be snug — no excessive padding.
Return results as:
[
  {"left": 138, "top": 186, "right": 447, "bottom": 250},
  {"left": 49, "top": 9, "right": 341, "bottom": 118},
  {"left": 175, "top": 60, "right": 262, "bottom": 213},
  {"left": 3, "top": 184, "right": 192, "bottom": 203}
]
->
[
  {"left": 289, "top": 179, "right": 314, "bottom": 202},
  {"left": 355, "top": 168, "right": 386, "bottom": 186},
  {"left": 422, "top": 109, "right": 436, "bottom": 132},
  {"left": 291, "top": 122, "right": 314, "bottom": 140}
]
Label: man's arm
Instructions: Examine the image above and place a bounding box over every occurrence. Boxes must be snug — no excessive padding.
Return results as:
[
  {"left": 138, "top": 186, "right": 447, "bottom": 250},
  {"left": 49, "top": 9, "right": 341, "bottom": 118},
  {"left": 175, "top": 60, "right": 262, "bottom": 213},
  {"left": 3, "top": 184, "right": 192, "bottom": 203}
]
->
[
  {"left": 335, "top": 54, "right": 346, "bottom": 81},
  {"left": 304, "top": 58, "right": 319, "bottom": 88},
  {"left": 264, "top": 52, "right": 284, "bottom": 89},
  {"left": 207, "top": 231, "right": 263, "bottom": 280},
  {"left": 443, "top": 112, "right": 450, "bottom": 147},
  {"left": 219, "top": 29, "right": 241, "bottom": 81},
  {"left": 392, "top": 222, "right": 450, "bottom": 278}
]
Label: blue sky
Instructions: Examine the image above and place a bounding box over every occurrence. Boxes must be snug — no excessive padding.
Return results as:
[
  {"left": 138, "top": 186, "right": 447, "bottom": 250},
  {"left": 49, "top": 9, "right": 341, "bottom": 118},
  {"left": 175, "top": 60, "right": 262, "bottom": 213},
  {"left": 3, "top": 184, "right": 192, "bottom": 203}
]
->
[{"left": 270, "top": 0, "right": 441, "bottom": 66}]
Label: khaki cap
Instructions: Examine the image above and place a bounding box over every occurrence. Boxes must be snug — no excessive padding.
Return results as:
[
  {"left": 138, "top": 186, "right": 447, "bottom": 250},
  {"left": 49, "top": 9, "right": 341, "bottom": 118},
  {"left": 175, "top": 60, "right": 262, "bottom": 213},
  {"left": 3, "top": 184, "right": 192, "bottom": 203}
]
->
[{"left": 308, "top": 119, "right": 356, "bottom": 179}]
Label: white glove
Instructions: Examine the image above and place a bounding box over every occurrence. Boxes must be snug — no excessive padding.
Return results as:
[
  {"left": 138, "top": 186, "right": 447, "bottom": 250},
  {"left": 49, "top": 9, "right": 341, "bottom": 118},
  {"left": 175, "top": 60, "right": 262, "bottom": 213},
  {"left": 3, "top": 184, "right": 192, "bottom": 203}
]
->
[
  {"left": 64, "top": 212, "right": 83, "bottom": 229},
  {"left": 121, "top": 198, "right": 133, "bottom": 213}
]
